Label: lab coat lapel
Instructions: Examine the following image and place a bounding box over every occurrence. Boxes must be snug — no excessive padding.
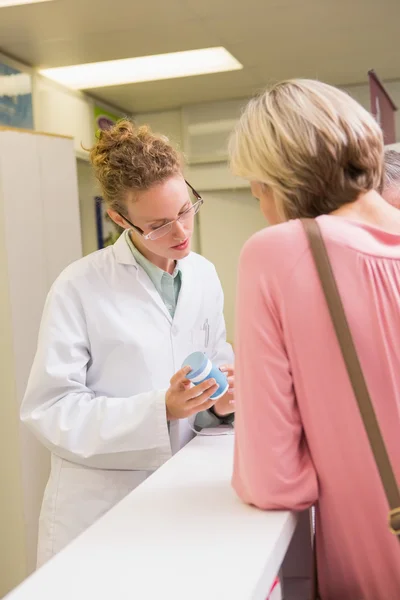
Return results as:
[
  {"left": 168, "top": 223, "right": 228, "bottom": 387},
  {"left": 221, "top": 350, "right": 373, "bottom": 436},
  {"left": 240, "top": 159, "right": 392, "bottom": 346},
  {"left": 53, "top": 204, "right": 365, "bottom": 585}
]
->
[
  {"left": 136, "top": 268, "right": 172, "bottom": 324},
  {"left": 113, "top": 233, "right": 172, "bottom": 324}
]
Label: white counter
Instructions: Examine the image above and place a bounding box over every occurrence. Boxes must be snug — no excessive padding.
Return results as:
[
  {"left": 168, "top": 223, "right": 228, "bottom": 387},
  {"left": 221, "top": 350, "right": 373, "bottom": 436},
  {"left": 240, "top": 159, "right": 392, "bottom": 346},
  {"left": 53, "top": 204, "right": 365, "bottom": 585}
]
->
[{"left": 6, "top": 434, "right": 296, "bottom": 600}]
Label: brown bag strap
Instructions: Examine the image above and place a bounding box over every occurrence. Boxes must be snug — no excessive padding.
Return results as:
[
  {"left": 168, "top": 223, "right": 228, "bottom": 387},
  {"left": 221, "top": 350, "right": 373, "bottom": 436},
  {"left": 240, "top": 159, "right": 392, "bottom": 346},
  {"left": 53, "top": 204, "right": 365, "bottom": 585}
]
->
[{"left": 302, "top": 218, "right": 400, "bottom": 536}]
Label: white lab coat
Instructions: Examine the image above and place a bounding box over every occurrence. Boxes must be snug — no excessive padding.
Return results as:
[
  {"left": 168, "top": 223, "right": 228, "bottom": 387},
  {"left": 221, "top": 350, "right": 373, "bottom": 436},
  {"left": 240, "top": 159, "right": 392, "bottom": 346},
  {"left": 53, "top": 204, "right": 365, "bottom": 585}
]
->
[{"left": 21, "top": 233, "right": 233, "bottom": 567}]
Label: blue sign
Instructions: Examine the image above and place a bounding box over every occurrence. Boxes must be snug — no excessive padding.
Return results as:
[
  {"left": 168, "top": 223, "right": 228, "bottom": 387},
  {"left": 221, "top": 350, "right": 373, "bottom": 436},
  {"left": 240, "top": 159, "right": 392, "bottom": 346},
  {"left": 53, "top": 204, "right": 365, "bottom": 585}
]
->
[{"left": 0, "top": 63, "right": 34, "bottom": 129}]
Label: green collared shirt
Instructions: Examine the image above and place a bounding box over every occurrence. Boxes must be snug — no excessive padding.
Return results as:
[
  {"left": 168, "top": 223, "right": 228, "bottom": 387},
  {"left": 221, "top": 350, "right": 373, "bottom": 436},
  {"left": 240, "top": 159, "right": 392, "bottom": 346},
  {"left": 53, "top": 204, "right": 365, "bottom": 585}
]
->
[{"left": 125, "top": 230, "right": 181, "bottom": 318}]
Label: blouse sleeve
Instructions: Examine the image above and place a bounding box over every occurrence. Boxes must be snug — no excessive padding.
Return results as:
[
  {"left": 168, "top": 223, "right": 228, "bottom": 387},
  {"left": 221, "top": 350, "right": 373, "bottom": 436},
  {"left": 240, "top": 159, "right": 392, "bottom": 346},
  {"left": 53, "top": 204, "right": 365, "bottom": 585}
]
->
[{"left": 232, "top": 234, "right": 318, "bottom": 510}]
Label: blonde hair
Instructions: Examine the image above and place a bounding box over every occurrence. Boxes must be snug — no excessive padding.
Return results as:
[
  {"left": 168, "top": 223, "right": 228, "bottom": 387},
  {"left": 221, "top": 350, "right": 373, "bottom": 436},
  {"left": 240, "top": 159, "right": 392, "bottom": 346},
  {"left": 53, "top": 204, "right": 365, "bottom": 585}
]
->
[
  {"left": 229, "top": 79, "right": 384, "bottom": 220},
  {"left": 89, "top": 119, "right": 182, "bottom": 212}
]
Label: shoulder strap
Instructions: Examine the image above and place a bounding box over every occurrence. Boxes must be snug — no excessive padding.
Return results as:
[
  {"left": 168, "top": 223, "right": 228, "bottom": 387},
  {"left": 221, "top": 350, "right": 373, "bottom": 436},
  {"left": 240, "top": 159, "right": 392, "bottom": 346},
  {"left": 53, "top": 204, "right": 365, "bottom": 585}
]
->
[{"left": 301, "top": 218, "right": 400, "bottom": 537}]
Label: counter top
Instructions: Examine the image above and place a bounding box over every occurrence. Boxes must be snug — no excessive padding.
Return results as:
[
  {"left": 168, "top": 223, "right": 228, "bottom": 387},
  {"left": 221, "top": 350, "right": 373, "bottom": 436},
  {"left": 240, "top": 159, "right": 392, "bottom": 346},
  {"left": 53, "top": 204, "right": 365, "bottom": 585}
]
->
[{"left": 6, "top": 434, "right": 296, "bottom": 600}]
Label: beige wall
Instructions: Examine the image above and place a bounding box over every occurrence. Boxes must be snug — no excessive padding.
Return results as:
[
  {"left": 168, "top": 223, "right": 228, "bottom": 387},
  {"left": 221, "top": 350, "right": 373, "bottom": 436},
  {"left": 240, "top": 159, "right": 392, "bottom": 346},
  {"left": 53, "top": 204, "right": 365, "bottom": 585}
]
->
[
  {"left": 199, "top": 189, "right": 265, "bottom": 342},
  {"left": 77, "top": 159, "right": 99, "bottom": 256},
  {"left": 135, "top": 110, "right": 183, "bottom": 152}
]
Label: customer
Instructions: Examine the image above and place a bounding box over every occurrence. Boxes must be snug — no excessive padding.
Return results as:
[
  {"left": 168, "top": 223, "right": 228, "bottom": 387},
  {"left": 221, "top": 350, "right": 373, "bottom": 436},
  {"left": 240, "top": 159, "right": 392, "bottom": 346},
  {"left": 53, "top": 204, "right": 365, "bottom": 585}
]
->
[
  {"left": 382, "top": 149, "right": 400, "bottom": 207},
  {"left": 229, "top": 80, "right": 400, "bottom": 600}
]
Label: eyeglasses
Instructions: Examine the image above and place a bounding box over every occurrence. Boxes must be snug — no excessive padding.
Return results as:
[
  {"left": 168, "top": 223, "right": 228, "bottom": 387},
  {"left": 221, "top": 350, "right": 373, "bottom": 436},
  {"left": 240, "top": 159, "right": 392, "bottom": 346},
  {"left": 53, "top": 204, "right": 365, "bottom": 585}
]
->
[{"left": 117, "top": 181, "right": 203, "bottom": 241}]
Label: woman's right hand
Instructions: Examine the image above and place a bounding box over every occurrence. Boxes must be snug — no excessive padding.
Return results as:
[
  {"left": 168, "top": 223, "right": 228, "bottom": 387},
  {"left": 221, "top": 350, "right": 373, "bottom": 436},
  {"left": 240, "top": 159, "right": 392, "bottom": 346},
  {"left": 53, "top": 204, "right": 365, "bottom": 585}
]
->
[{"left": 165, "top": 366, "right": 218, "bottom": 420}]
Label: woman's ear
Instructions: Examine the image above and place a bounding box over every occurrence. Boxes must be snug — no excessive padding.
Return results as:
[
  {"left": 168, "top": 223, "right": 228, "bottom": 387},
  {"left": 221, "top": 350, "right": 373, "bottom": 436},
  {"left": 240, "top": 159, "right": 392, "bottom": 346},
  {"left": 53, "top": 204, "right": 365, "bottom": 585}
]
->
[
  {"left": 250, "top": 181, "right": 264, "bottom": 201},
  {"left": 107, "top": 209, "right": 128, "bottom": 230},
  {"left": 250, "top": 182, "right": 283, "bottom": 225}
]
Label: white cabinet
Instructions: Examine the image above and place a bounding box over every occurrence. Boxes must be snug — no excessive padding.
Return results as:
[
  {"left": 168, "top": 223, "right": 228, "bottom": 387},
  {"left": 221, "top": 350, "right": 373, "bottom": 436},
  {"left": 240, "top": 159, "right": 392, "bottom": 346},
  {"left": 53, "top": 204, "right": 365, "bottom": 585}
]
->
[{"left": 0, "top": 127, "right": 82, "bottom": 596}]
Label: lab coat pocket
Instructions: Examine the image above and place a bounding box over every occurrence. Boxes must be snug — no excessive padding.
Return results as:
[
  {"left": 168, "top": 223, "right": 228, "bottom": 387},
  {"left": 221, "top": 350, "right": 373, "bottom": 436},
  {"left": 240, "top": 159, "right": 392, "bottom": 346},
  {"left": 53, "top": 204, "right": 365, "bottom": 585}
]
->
[{"left": 191, "top": 318, "right": 210, "bottom": 353}]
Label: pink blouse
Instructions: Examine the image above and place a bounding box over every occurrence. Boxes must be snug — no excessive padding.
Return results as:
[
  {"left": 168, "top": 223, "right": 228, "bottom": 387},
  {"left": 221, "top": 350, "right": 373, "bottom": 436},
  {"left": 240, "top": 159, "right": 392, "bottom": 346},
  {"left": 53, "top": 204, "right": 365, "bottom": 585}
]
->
[{"left": 233, "top": 215, "right": 400, "bottom": 600}]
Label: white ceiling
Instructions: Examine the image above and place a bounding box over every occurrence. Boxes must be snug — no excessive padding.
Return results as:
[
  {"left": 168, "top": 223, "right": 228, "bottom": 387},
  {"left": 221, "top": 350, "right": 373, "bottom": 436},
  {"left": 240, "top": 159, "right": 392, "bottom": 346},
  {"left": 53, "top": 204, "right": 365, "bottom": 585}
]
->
[{"left": 0, "top": 0, "right": 399, "bottom": 113}]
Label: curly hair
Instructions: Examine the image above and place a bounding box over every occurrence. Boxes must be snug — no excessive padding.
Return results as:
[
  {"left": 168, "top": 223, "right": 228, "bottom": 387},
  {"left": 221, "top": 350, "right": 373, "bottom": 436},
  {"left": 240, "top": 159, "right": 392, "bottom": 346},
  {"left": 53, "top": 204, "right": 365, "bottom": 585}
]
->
[{"left": 89, "top": 119, "right": 183, "bottom": 212}]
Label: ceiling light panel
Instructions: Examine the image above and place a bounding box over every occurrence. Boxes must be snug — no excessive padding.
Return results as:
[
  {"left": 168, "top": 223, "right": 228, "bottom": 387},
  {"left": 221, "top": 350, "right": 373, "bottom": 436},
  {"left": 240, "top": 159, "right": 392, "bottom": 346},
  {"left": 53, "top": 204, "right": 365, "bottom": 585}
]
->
[
  {"left": 0, "top": 0, "right": 53, "bottom": 7},
  {"left": 39, "top": 47, "right": 243, "bottom": 90}
]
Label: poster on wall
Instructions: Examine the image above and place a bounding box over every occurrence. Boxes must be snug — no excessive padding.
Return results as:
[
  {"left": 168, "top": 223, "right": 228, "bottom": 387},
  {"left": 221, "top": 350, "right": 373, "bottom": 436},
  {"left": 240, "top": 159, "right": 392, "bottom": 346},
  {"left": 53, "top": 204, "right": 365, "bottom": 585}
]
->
[
  {"left": 95, "top": 196, "right": 124, "bottom": 249},
  {"left": 0, "top": 63, "right": 34, "bottom": 129},
  {"left": 368, "top": 69, "right": 397, "bottom": 145},
  {"left": 94, "top": 104, "right": 122, "bottom": 134}
]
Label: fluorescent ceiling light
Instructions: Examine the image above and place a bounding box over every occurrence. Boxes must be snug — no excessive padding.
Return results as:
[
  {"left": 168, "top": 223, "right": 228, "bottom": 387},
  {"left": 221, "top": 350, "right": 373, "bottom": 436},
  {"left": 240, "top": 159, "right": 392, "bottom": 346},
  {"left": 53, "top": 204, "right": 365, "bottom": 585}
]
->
[
  {"left": 39, "top": 47, "right": 243, "bottom": 90},
  {"left": 0, "top": 0, "right": 53, "bottom": 6}
]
